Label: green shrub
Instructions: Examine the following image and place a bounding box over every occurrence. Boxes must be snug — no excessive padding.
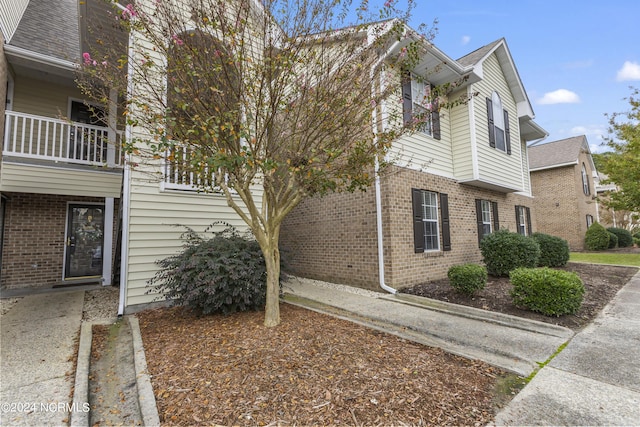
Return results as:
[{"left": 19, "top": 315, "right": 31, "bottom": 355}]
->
[
  {"left": 607, "top": 231, "right": 619, "bottom": 249},
  {"left": 510, "top": 268, "right": 585, "bottom": 316},
  {"left": 607, "top": 227, "right": 634, "bottom": 248},
  {"left": 147, "top": 223, "right": 269, "bottom": 315},
  {"left": 584, "top": 222, "right": 610, "bottom": 251},
  {"left": 447, "top": 264, "right": 487, "bottom": 295},
  {"left": 532, "top": 233, "right": 570, "bottom": 267},
  {"left": 634, "top": 237, "right": 640, "bottom": 247},
  {"left": 480, "top": 229, "right": 540, "bottom": 277}
]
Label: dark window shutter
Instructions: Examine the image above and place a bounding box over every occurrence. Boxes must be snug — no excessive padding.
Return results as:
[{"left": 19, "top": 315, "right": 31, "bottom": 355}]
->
[
  {"left": 486, "top": 97, "right": 495, "bottom": 148},
  {"left": 515, "top": 205, "right": 521, "bottom": 233},
  {"left": 492, "top": 201, "right": 499, "bottom": 231},
  {"left": 412, "top": 188, "right": 424, "bottom": 253},
  {"left": 504, "top": 109, "right": 511, "bottom": 154},
  {"left": 475, "top": 199, "right": 484, "bottom": 246},
  {"left": 431, "top": 94, "right": 441, "bottom": 140},
  {"left": 440, "top": 193, "right": 451, "bottom": 251},
  {"left": 526, "top": 207, "right": 532, "bottom": 235},
  {"left": 402, "top": 72, "right": 413, "bottom": 126}
]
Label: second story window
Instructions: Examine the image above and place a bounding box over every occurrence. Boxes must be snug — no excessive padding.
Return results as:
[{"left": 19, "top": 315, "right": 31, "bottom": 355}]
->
[
  {"left": 582, "top": 163, "right": 591, "bottom": 195},
  {"left": 486, "top": 91, "right": 511, "bottom": 154},
  {"left": 402, "top": 73, "right": 441, "bottom": 140}
]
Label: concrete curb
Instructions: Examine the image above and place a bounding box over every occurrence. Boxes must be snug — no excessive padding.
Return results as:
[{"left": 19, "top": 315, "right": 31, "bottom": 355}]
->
[
  {"left": 390, "top": 293, "right": 573, "bottom": 338},
  {"left": 70, "top": 322, "right": 92, "bottom": 427},
  {"left": 128, "top": 316, "right": 161, "bottom": 427}
]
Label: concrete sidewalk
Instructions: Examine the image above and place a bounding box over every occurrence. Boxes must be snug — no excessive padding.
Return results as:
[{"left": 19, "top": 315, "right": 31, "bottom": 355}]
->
[
  {"left": 0, "top": 290, "right": 85, "bottom": 426},
  {"left": 282, "top": 277, "right": 575, "bottom": 377},
  {"left": 493, "top": 270, "right": 640, "bottom": 426}
]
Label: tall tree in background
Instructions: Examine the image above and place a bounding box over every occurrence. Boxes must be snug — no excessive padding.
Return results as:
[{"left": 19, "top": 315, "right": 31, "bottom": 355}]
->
[
  {"left": 600, "top": 87, "right": 640, "bottom": 218},
  {"left": 79, "top": 0, "right": 439, "bottom": 326}
]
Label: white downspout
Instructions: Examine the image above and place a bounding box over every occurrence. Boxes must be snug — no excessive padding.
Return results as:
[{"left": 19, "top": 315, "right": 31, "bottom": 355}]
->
[
  {"left": 370, "top": 41, "right": 398, "bottom": 295},
  {"left": 113, "top": 1, "right": 134, "bottom": 316}
]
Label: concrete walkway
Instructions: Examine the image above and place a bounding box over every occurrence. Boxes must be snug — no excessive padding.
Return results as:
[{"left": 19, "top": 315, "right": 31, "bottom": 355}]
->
[
  {"left": 493, "top": 270, "right": 640, "bottom": 426},
  {"left": 283, "top": 277, "right": 574, "bottom": 377},
  {"left": 0, "top": 290, "right": 85, "bottom": 426}
]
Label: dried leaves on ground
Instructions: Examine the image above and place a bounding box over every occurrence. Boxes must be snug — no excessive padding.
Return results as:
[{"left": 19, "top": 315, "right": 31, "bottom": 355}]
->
[
  {"left": 139, "top": 304, "right": 508, "bottom": 426},
  {"left": 402, "top": 262, "right": 639, "bottom": 330}
]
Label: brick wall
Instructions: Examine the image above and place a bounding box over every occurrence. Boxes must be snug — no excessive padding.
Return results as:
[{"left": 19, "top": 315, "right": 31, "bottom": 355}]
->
[
  {"left": 0, "top": 193, "right": 119, "bottom": 289},
  {"left": 280, "top": 165, "right": 537, "bottom": 291},
  {"left": 530, "top": 156, "right": 598, "bottom": 250}
]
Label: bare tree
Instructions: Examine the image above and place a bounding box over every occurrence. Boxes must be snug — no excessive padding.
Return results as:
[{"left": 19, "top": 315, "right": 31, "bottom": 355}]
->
[{"left": 79, "top": 0, "right": 438, "bottom": 326}]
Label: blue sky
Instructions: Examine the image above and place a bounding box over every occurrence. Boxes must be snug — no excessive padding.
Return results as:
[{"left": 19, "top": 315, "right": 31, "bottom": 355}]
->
[{"left": 405, "top": 0, "right": 640, "bottom": 153}]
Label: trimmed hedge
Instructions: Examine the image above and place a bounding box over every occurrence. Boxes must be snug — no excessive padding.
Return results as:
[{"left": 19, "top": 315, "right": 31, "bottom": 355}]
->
[
  {"left": 607, "top": 227, "right": 634, "bottom": 248},
  {"left": 584, "top": 222, "right": 610, "bottom": 251},
  {"left": 510, "top": 267, "right": 585, "bottom": 316},
  {"left": 607, "top": 231, "right": 619, "bottom": 249},
  {"left": 147, "top": 223, "right": 268, "bottom": 315},
  {"left": 480, "top": 229, "right": 540, "bottom": 277},
  {"left": 447, "top": 264, "right": 487, "bottom": 295},
  {"left": 532, "top": 233, "right": 570, "bottom": 267}
]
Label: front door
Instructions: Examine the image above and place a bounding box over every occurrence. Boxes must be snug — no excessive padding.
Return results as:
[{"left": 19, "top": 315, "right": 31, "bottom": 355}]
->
[{"left": 64, "top": 204, "right": 104, "bottom": 279}]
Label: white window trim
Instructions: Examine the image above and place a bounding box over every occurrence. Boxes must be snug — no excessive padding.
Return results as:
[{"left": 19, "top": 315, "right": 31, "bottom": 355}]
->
[
  {"left": 421, "top": 190, "right": 440, "bottom": 251},
  {"left": 411, "top": 73, "right": 433, "bottom": 136},
  {"left": 481, "top": 199, "right": 492, "bottom": 236},
  {"left": 491, "top": 91, "right": 506, "bottom": 152},
  {"left": 517, "top": 206, "right": 527, "bottom": 236}
]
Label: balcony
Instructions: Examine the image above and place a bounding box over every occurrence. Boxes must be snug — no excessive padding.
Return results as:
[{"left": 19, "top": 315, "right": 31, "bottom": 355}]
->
[
  {"left": 3, "top": 111, "right": 123, "bottom": 167},
  {"left": 1, "top": 111, "right": 123, "bottom": 198}
]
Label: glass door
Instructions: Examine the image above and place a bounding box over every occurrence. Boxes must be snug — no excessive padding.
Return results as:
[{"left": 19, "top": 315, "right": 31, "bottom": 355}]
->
[{"left": 64, "top": 204, "right": 104, "bottom": 279}]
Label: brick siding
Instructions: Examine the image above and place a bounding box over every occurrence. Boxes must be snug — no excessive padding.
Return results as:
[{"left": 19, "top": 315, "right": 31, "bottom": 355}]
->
[
  {"left": 0, "top": 193, "right": 119, "bottom": 289},
  {"left": 530, "top": 152, "right": 598, "bottom": 250},
  {"left": 280, "top": 165, "right": 537, "bottom": 291}
]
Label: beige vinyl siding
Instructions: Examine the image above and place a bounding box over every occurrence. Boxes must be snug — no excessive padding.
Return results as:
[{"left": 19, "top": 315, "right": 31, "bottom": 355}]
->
[
  {"left": 124, "top": 166, "right": 263, "bottom": 307},
  {"left": 0, "top": 162, "right": 122, "bottom": 197},
  {"left": 12, "top": 75, "right": 86, "bottom": 118},
  {"left": 520, "top": 139, "right": 531, "bottom": 195},
  {"left": 450, "top": 88, "right": 474, "bottom": 180},
  {"left": 0, "top": 0, "right": 29, "bottom": 41},
  {"left": 472, "top": 53, "right": 523, "bottom": 190}
]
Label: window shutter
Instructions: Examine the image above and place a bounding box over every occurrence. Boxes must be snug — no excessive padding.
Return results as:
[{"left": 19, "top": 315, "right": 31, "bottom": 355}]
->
[
  {"left": 412, "top": 188, "right": 424, "bottom": 253},
  {"left": 486, "top": 97, "right": 495, "bottom": 148},
  {"left": 504, "top": 109, "right": 511, "bottom": 154},
  {"left": 402, "top": 72, "right": 413, "bottom": 126},
  {"left": 475, "top": 199, "right": 484, "bottom": 246},
  {"left": 515, "top": 205, "right": 521, "bottom": 233},
  {"left": 526, "top": 207, "right": 532, "bottom": 235},
  {"left": 440, "top": 193, "right": 451, "bottom": 251},
  {"left": 492, "top": 201, "right": 499, "bottom": 231},
  {"left": 431, "top": 111, "right": 441, "bottom": 140}
]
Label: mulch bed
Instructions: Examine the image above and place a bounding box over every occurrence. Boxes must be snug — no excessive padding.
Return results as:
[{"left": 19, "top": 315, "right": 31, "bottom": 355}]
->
[
  {"left": 138, "top": 304, "right": 509, "bottom": 426},
  {"left": 402, "top": 262, "right": 639, "bottom": 330}
]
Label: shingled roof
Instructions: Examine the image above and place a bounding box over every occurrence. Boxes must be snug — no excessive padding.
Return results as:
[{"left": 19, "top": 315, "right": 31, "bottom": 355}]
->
[
  {"left": 528, "top": 135, "right": 590, "bottom": 170},
  {"left": 457, "top": 39, "right": 503, "bottom": 67},
  {"left": 9, "top": 0, "right": 80, "bottom": 62}
]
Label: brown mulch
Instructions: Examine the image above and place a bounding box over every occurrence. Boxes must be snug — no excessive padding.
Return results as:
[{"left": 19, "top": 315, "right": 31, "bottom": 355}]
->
[
  {"left": 402, "top": 262, "right": 639, "bottom": 331},
  {"left": 139, "top": 304, "right": 510, "bottom": 426}
]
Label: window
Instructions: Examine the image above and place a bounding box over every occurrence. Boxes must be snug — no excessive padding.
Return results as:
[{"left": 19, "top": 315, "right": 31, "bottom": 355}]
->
[
  {"left": 412, "top": 189, "right": 451, "bottom": 252},
  {"left": 402, "top": 73, "right": 441, "bottom": 139},
  {"left": 486, "top": 92, "right": 511, "bottom": 154},
  {"left": 582, "top": 163, "right": 591, "bottom": 195},
  {"left": 515, "top": 205, "right": 532, "bottom": 236},
  {"left": 476, "top": 199, "right": 499, "bottom": 245},
  {"left": 586, "top": 214, "right": 594, "bottom": 227}
]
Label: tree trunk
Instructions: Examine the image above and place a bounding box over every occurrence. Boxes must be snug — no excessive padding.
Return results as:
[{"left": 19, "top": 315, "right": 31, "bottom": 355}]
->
[{"left": 262, "top": 241, "right": 281, "bottom": 327}]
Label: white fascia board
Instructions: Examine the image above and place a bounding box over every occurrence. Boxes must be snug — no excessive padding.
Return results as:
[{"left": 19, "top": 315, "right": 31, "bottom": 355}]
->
[
  {"left": 5, "top": 44, "right": 77, "bottom": 71},
  {"left": 529, "top": 161, "right": 578, "bottom": 172}
]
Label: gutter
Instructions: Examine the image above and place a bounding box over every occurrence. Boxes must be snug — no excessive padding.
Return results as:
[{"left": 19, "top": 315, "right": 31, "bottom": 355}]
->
[{"left": 4, "top": 44, "right": 77, "bottom": 71}]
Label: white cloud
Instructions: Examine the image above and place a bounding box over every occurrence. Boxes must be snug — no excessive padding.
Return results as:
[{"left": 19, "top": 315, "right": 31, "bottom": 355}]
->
[
  {"left": 616, "top": 61, "right": 640, "bottom": 81},
  {"left": 537, "top": 89, "right": 580, "bottom": 105},
  {"left": 570, "top": 125, "right": 607, "bottom": 152},
  {"left": 461, "top": 35, "right": 471, "bottom": 46}
]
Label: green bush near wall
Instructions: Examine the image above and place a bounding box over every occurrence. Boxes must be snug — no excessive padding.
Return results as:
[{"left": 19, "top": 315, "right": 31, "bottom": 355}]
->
[{"left": 510, "top": 267, "right": 585, "bottom": 316}]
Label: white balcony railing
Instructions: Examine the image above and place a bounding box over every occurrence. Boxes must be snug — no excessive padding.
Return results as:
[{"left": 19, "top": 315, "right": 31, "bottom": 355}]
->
[
  {"left": 3, "top": 111, "right": 123, "bottom": 167},
  {"left": 161, "top": 145, "right": 213, "bottom": 191}
]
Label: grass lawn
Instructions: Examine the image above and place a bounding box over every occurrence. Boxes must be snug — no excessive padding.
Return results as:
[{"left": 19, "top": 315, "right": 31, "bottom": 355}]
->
[{"left": 570, "top": 252, "right": 640, "bottom": 267}]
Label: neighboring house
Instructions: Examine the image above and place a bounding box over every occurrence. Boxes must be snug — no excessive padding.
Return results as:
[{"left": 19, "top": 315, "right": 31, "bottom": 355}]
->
[
  {"left": 0, "top": 0, "right": 123, "bottom": 290},
  {"left": 594, "top": 172, "right": 639, "bottom": 231},
  {"left": 528, "top": 135, "right": 599, "bottom": 250},
  {"left": 280, "top": 38, "right": 547, "bottom": 291}
]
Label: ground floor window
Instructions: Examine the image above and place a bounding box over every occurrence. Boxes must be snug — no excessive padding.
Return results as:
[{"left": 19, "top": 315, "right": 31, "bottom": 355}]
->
[
  {"left": 412, "top": 189, "right": 451, "bottom": 253},
  {"left": 586, "top": 214, "right": 594, "bottom": 227},
  {"left": 515, "top": 205, "right": 532, "bottom": 236},
  {"left": 476, "top": 199, "right": 499, "bottom": 245}
]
